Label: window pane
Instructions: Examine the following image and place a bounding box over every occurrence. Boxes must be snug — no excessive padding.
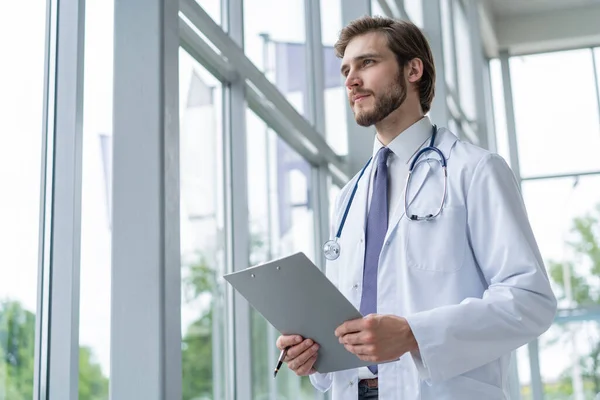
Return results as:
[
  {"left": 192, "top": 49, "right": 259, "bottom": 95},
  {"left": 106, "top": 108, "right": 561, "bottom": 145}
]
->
[
  {"left": 405, "top": 0, "right": 423, "bottom": 27},
  {"left": 441, "top": 0, "right": 455, "bottom": 91},
  {"left": 371, "top": 0, "right": 386, "bottom": 16},
  {"left": 246, "top": 109, "right": 318, "bottom": 400},
  {"left": 179, "top": 49, "right": 227, "bottom": 400},
  {"left": 321, "top": 0, "right": 348, "bottom": 155},
  {"left": 595, "top": 48, "right": 600, "bottom": 115},
  {"left": 244, "top": 0, "right": 307, "bottom": 116},
  {"left": 522, "top": 175, "right": 600, "bottom": 397},
  {"left": 489, "top": 59, "right": 511, "bottom": 166},
  {"left": 0, "top": 2, "right": 46, "bottom": 398},
  {"left": 511, "top": 50, "right": 600, "bottom": 178},
  {"left": 522, "top": 175, "right": 600, "bottom": 284},
  {"left": 453, "top": 1, "right": 476, "bottom": 121},
  {"left": 538, "top": 322, "right": 600, "bottom": 398},
  {"left": 196, "top": 0, "right": 221, "bottom": 25},
  {"left": 79, "top": 0, "right": 113, "bottom": 397}
]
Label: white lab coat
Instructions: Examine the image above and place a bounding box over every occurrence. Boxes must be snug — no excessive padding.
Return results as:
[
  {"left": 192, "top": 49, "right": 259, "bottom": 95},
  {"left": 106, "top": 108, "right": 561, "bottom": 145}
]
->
[{"left": 310, "top": 128, "right": 557, "bottom": 399}]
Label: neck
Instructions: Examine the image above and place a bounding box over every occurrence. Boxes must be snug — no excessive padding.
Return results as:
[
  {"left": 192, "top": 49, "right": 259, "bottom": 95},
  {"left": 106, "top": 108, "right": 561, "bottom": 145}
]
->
[{"left": 374, "top": 106, "right": 424, "bottom": 146}]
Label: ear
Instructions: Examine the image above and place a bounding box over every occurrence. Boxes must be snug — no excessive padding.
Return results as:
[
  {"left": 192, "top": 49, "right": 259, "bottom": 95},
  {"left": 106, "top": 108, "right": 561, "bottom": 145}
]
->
[{"left": 406, "top": 58, "right": 424, "bottom": 84}]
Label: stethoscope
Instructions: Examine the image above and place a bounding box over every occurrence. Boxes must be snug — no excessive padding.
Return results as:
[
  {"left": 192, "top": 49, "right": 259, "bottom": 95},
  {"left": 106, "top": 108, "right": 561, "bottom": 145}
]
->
[{"left": 322, "top": 125, "right": 448, "bottom": 261}]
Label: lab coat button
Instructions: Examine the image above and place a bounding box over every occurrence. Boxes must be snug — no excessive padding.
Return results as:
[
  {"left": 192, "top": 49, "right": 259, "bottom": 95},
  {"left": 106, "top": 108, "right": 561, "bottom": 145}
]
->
[
  {"left": 349, "top": 381, "right": 354, "bottom": 387},
  {"left": 352, "top": 283, "right": 359, "bottom": 290}
]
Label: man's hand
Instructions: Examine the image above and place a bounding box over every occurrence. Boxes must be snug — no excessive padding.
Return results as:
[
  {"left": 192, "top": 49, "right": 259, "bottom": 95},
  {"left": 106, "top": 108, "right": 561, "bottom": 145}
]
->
[
  {"left": 276, "top": 335, "right": 320, "bottom": 376},
  {"left": 334, "top": 314, "right": 418, "bottom": 363}
]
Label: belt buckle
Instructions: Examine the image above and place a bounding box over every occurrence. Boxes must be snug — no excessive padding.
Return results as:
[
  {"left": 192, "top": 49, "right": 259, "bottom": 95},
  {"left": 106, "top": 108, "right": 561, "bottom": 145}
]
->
[{"left": 359, "top": 378, "right": 378, "bottom": 388}]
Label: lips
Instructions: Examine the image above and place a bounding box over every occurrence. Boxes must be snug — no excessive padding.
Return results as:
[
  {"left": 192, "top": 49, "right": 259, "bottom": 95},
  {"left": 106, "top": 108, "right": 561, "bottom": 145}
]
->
[{"left": 352, "top": 93, "right": 370, "bottom": 103}]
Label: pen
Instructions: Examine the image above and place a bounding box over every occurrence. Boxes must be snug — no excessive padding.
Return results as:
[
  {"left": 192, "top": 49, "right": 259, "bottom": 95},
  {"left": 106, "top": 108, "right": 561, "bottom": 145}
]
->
[{"left": 273, "top": 347, "right": 289, "bottom": 378}]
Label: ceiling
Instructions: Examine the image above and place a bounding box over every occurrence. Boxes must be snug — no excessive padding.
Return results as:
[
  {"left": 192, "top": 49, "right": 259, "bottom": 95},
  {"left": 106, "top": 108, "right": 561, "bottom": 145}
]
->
[{"left": 488, "top": 0, "right": 600, "bottom": 17}]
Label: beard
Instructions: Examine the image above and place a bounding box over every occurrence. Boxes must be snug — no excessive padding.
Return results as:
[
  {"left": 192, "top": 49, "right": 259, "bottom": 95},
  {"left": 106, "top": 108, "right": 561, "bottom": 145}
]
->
[{"left": 352, "top": 74, "right": 407, "bottom": 127}]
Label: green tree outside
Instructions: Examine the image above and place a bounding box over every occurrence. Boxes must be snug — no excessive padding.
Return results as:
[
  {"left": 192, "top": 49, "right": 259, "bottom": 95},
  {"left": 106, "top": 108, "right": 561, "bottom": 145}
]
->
[
  {"left": 0, "top": 300, "right": 108, "bottom": 400},
  {"left": 542, "top": 203, "right": 600, "bottom": 399}
]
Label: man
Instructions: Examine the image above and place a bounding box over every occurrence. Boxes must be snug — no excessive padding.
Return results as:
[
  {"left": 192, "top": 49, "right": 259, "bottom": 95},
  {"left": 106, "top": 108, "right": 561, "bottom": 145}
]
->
[{"left": 276, "top": 16, "right": 557, "bottom": 399}]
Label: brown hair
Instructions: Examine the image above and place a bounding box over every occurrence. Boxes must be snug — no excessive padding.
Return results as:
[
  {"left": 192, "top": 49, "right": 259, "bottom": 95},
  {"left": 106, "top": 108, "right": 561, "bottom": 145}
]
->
[{"left": 335, "top": 16, "right": 436, "bottom": 114}]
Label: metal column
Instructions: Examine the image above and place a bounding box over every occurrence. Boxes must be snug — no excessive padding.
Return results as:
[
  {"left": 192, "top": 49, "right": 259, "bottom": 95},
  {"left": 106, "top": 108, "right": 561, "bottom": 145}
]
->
[
  {"left": 422, "top": 0, "right": 451, "bottom": 128},
  {"left": 223, "top": 0, "right": 252, "bottom": 398},
  {"left": 341, "top": 0, "right": 375, "bottom": 175},
  {"left": 111, "top": 0, "right": 182, "bottom": 398},
  {"left": 36, "top": 0, "right": 86, "bottom": 398}
]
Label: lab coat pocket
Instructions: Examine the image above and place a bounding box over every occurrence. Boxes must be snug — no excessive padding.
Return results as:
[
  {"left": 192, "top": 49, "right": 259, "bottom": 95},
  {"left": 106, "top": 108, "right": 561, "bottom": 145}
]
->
[{"left": 405, "top": 206, "right": 466, "bottom": 272}]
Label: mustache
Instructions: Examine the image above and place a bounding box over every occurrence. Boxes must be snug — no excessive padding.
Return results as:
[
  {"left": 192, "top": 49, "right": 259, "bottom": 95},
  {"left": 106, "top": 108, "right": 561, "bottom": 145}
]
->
[{"left": 350, "top": 90, "right": 372, "bottom": 98}]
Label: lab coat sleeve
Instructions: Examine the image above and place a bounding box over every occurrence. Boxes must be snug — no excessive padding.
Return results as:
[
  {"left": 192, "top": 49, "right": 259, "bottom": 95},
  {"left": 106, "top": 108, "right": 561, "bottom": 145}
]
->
[
  {"left": 309, "top": 372, "right": 333, "bottom": 392},
  {"left": 405, "top": 153, "right": 557, "bottom": 383}
]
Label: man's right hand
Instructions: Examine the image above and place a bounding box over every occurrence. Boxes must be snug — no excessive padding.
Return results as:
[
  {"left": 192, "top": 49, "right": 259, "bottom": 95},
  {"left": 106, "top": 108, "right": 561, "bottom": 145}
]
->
[{"left": 276, "top": 335, "right": 320, "bottom": 376}]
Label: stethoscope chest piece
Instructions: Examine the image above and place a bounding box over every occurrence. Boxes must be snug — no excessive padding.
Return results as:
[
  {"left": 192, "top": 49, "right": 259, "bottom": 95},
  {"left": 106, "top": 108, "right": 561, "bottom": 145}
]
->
[{"left": 323, "top": 239, "right": 341, "bottom": 260}]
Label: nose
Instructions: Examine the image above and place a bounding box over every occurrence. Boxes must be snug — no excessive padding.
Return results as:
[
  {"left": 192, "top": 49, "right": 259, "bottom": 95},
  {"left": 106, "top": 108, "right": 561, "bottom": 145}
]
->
[{"left": 345, "top": 70, "right": 361, "bottom": 90}]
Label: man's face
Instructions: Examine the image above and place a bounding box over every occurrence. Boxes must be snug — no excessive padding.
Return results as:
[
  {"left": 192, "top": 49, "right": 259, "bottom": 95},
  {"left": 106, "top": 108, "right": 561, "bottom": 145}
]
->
[{"left": 340, "top": 32, "right": 407, "bottom": 127}]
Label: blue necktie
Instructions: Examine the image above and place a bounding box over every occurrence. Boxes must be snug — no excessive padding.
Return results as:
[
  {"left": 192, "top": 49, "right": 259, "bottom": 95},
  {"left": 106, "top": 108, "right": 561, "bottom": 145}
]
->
[{"left": 360, "top": 146, "right": 392, "bottom": 374}]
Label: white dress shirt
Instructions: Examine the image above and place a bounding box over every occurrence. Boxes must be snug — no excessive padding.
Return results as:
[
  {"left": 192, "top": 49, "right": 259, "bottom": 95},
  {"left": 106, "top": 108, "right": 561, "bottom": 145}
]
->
[{"left": 358, "top": 116, "right": 433, "bottom": 380}]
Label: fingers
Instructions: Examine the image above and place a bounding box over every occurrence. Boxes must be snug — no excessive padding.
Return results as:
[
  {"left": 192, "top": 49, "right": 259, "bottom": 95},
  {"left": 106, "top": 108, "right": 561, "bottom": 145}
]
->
[
  {"left": 285, "top": 339, "right": 315, "bottom": 361},
  {"left": 343, "top": 343, "right": 375, "bottom": 357},
  {"left": 295, "top": 353, "right": 318, "bottom": 376},
  {"left": 276, "top": 335, "right": 302, "bottom": 350},
  {"left": 334, "top": 316, "right": 366, "bottom": 337},
  {"left": 288, "top": 342, "right": 320, "bottom": 375},
  {"left": 340, "top": 328, "right": 377, "bottom": 346}
]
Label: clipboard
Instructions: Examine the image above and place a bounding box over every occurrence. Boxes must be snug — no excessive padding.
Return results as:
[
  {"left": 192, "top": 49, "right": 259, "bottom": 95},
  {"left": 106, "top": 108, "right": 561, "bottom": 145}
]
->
[{"left": 223, "top": 252, "right": 374, "bottom": 374}]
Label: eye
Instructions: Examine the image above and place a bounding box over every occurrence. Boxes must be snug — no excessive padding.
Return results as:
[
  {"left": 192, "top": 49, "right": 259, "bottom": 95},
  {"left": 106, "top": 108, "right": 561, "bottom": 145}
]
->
[{"left": 363, "top": 59, "right": 374, "bottom": 67}]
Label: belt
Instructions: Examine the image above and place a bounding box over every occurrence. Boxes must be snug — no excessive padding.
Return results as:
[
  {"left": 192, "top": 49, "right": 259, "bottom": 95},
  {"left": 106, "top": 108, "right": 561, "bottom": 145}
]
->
[{"left": 359, "top": 378, "right": 378, "bottom": 388}]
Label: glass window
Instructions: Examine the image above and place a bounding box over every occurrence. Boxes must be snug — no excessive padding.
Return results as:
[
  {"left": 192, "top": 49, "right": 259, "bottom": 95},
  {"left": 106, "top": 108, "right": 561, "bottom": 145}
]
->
[
  {"left": 371, "top": 0, "right": 386, "bottom": 17},
  {"left": 521, "top": 175, "right": 600, "bottom": 397},
  {"left": 246, "top": 109, "right": 317, "bottom": 400},
  {"left": 440, "top": 0, "right": 455, "bottom": 91},
  {"left": 595, "top": 48, "right": 600, "bottom": 112},
  {"left": 405, "top": 0, "right": 423, "bottom": 27},
  {"left": 522, "top": 175, "right": 600, "bottom": 280},
  {"left": 321, "top": 0, "right": 348, "bottom": 155},
  {"left": 453, "top": 0, "right": 476, "bottom": 121},
  {"left": 489, "top": 59, "right": 511, "bottom": 166},
  {"left": 196, "top": 0, "right": 221, "bottom": 25},
  {"left": 179, "top": 49, "right": 227, "bottom": 400},
  {"left": 244, "top": 0, "right": 307, "bottom": 116},
  {"left": 79, "top": 0, "right": 113, "bottom": 397},
  {"left": 510, "top": 49, "right": 600, "bottom": 178},
  {"left": 0, "top": 2, "right": 46, "bottom": 399}
]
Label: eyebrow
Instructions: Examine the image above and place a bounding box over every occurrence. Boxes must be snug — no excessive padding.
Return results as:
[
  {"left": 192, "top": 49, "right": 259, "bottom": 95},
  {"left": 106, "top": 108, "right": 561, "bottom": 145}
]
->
[{"left": 340, "top": 53, "right": 382, "bottom": 74}]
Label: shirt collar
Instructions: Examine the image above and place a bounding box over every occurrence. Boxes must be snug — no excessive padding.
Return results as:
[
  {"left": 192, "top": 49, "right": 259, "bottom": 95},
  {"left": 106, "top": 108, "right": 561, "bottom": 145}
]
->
[{"left": 371, "top": 116, "right": 434, "bottom": 164}]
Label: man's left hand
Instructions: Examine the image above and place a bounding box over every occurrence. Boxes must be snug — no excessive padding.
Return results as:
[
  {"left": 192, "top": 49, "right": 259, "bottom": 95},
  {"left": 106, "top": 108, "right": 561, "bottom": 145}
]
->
[{"left": 334, "top": 314, "right": 418, "bottom": 363}]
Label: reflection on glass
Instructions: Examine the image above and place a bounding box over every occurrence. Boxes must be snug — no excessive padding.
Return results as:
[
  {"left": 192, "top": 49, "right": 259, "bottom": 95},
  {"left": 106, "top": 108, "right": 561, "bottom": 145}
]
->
[
  {"left": 441, "top": 0, "right": 455, "bottom": 91},
  {"left": 0, "top": 2, "right": 45, "bottom": 398},
  {"left": 179, "top": 49, "right": 227, "bottom": 400},
  {"left": 321, "top": 0, "right": 348, "bottom": 154},
  {"left": 595, "top": 48, "right": 600, "bottom": 115},
  {"left": 453, "top": 0, "right": 475, "bottom": 121},
  {"left": 79, "top": 0, "right": 114, "bottom": 397},
  {"left": 405, "top": 0, "right": 423, "bottom": 27},
  {"left": 244, "top": 0, "right": 306, "bottom": 116},
  {"left": 196, "top": 0, "right": 221, "bottom": 25},
  {"left": 489, "top": 59, "right": 511, "bottom": 166},
  {"left": 511, "top": 49, "right": 600, "bottom": 177},
  {"left": 371, "top": 0, "right": 386, "bottom": 17},
  {"left": 247, "top": 109, "right": 317, "bottom": 400},
  {"left": 522, "top": 175, "right": 600, "bottom": 398}
]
